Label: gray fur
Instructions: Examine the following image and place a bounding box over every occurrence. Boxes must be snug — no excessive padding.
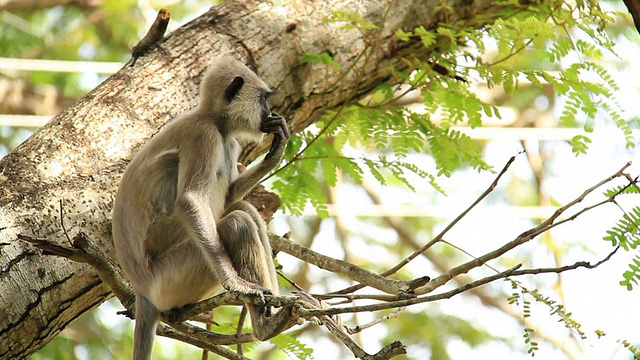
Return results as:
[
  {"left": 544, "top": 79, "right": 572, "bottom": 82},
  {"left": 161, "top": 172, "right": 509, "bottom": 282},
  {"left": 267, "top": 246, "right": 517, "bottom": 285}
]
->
[{"left": 112, "top": 56, "right": 291, "bottom": 360}]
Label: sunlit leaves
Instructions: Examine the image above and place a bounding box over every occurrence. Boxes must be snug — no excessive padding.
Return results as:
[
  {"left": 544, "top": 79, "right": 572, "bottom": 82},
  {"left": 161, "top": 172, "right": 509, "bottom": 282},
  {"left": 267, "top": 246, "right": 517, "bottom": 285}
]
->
[
  {"left": 620, "top": 256, "right": 640, "bottom": 290},
  {"left": 601, "top": 203, "right": 640, "bottom": 290},
  {"left": 327, "top": 9, "right": 378, "bottom": 30},
  {"left": 603, "top": 207, "right": 640, "bottom": 250},
  {"left": 569, "top": 135, "right": 591, "bottom": 156},
  {"left": 509, "top": 280, "right": 588, "bottom": 351},
  {"left": 602, "top": 184, "right": 640, "bottom": 198},
  {"left": 460, "top": 0, "right": 627, "bottom": 153},
  {"left": 618, "top": 338, "right": 640, "bottom": 358},
  {"left": 395, "top": 26, "right": 437, "bottom": 47},
  {"left": 270, "top": 333, "right": 314, "bottom": 360},
  {"left": 277, "top": 0, "right": 633, "bottom": 227},
  {"left": 299, "top": 52, "right": 342, "bottom": 70},
  {"left": 523, "top": 328, "right": 539, "bottom": 356}
]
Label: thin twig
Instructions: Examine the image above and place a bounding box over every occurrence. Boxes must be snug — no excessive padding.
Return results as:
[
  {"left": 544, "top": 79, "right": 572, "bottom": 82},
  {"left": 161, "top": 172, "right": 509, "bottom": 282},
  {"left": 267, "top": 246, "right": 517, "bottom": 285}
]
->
[
  {"left": 158, "top": 324, "right": 249, "bottom": 360},
  {"left": 236, "top": 307, "right": 248, "bottom": 355},
  {"left": 315, "top": 293, "right": 407, "bottom": 302},
  {"left": 508, "top": 247, "right": 620, "bottom": 277},
  {"left": 164, "top": 320, "right": 254, "bottom": 346},
  {"left": 17, "top": 232, "right": 135, "bottom": 309},
  {"left": 298, "top": 242, "right": 620, "bottom": 319},
  {"left": 345, "top": 307, "right": 405, "bottom": 334},
  {"left": 270, "top": 234, "right": 428, "bottom": 295},
  {"left": 335, "top": 153, "right": 522, "bottom": 295},
  {"left": 130, "top": 9, "right": 170, "bottom": 67},
  {"left": 297, "top": 265, "right": 523, "bottom": 318},
  {"left": 416, "top": 161, "right": 632, "bottom": 295},
  {"left": 362, "top": 180, "right": 581, "bottom": 358},
  {"left": 276, "top": 269, "right": 307, "bottom": 292},
  {"left": 292, "top": 296, "right": 407, "bottom": 360},
  {"left": 388, "top": 153, "right": 522, "bottom": 274}
]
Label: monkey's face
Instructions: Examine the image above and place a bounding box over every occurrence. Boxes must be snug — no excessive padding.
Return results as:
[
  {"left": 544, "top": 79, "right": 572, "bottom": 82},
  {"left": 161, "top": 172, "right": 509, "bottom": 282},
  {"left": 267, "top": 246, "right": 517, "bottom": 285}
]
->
[
  {"left": 225, "top": 77, "right": 274, "bottom": 142},
  {"left": 199, "top": 58, "right": 277, "bottom": 142}
]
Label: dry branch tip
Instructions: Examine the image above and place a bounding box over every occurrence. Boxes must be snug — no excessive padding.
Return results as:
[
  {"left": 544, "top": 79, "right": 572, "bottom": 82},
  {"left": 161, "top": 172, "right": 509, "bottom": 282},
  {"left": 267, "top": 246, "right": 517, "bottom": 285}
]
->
[{"left": 130, "top": 8, "right": 171, "bottom": 67}]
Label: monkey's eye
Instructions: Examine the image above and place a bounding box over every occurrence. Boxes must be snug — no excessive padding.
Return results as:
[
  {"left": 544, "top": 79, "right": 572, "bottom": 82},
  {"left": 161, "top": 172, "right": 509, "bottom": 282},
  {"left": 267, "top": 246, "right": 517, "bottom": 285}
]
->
[{"left": 259, "top": 91, "right": 275, "bottom": 108}]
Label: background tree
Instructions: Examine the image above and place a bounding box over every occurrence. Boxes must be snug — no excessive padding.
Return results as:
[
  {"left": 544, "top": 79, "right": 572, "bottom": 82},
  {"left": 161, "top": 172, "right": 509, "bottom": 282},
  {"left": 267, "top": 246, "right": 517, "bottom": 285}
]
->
[{"left": 1, "top": 0, "right": 639, "bottom": 359}]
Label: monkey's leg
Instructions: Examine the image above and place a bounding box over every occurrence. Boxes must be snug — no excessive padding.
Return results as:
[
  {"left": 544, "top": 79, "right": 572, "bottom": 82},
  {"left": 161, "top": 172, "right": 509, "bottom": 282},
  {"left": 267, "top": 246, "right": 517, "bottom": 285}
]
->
[
  {"left": 226, "top": 201, "right": 279, "bottom": 294},
  {"left": 218, "top": 205, "right": 295, "bottom": 341}
]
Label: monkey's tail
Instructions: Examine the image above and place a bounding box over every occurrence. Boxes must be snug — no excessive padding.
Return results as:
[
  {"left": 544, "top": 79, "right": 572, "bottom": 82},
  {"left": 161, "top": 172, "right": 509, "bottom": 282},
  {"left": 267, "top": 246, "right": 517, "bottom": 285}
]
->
[{"left": 133, "top": 295, "right": 159, "bottom": 360}]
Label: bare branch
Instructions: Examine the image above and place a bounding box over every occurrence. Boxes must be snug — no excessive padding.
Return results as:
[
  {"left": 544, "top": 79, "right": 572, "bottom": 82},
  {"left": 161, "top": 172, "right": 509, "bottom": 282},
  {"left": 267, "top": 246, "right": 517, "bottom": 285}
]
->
[
  {"left": 297, "top": 265, "right": 524, "bottom": 318},
  {"left": 270, "top": 234, "right": 429, "bottom": 295},
  {"left": 130, "top": 9, "right": 171, "bottom": 67},
  {"left": 335, "top": 153, "right": 522, "bottom": 295},
  {"left": 509, "top": 247, "right": 620, "bottom": 277},
  {"left": 346, "top": 307, "right": 405, "bottom": 335},
  {"left": 416, "top": 161, "right": 632, "bottom": 295},
  {"left": 163, "top": 321, "right": 254, "bottom": 346},
  {"left": 17, "top": 232, "right": 134, "bottom": 309},
  {"left": 157, "top": 324, "right": 250, "bottom": 360},
  {"left": 296, "top": 241, "right": 619, "bottom": 319},
  {"left": 361, "top": 179, "right": 583, "bottom": 357}
]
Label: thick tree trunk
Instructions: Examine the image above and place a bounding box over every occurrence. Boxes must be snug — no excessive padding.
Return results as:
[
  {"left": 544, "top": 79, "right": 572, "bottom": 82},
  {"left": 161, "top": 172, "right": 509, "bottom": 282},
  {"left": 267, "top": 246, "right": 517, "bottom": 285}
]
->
[{"left": 0, "top": 0, "right": 499, "bottom": 358}]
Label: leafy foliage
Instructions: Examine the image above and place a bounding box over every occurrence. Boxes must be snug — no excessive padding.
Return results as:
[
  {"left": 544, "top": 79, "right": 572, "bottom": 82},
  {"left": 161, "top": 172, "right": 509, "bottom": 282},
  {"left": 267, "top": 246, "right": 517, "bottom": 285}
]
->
[
  {"left": 619, "top": 338, "right": 640, "bottom": 358},
  {"left": 522, "top": 328, "right": 539, "bottom": 357},
  {"left": 300, "top": 52, "right": 343, "bottom": 70},
  {"left": 600, "top": 182, "right": 640, "bottom": 289},
  {"left": 603, "top": 184, "right": 640, "bottom": 197},
  {"left": 603, "top": 206, "right": 640, "bottom": 251},
  {"left": 270, "top": 333, "right": 314, "bottom": 360},
  {"left": 620, "top": 256, "right": 640, "bottom": 291},
  {"left": 508, "top": 281, "right": 588, "bottom": 357},
  {"left": 273, "top": 0, "right": 631, "bottom": 215}
]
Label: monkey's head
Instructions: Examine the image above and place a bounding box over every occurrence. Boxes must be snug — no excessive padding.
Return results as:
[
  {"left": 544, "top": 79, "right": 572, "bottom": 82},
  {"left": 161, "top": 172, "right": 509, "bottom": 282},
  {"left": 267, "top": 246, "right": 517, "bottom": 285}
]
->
[{"left": 199, "top": 57, "right": 274, "bottom": 142}]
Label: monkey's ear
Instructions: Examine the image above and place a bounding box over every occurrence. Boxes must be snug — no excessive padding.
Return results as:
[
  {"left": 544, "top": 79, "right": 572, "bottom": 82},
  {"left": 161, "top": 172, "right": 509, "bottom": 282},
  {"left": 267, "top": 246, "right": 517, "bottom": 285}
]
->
[{"left": 225, "top": 76, "right": 244, "bottom": 103}]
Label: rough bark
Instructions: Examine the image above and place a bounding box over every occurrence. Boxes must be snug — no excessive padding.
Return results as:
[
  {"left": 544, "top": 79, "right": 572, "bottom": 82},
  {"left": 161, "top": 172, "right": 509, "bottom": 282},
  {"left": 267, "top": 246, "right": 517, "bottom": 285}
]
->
[{"left": 0, "top": 0, "right": 502, "bottom": 358}]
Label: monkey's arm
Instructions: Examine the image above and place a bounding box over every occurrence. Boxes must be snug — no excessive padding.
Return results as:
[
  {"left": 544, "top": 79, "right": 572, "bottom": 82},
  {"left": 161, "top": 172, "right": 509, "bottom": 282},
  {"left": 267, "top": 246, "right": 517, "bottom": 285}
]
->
[
  {"left": 175, "top": 136, "right": 269, "bottom": 295},
  {"left": 226, "top": 114, "right": 290, "bottom": 204}
]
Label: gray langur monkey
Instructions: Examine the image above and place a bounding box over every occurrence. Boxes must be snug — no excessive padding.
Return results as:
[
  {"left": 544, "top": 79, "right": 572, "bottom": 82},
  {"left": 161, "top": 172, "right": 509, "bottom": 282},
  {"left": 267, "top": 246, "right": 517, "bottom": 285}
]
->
[{"left": 112, "top": 56, "right": 292, "bottom": 360}]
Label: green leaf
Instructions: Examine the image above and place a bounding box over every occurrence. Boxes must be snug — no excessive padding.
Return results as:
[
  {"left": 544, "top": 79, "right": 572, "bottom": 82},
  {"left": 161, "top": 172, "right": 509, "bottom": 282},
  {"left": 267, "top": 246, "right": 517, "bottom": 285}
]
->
[
  {"left": 569, "top": 135, "right": 591, "bottom": 156},
  {"left": 299, "top": 52, "right": 342, "bottom": 70}
]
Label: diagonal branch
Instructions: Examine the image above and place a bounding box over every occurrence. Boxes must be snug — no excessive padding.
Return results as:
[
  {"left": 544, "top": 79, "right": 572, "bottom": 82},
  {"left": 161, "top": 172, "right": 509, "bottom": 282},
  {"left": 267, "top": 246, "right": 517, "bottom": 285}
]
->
[
  {"left": 297, "top": 246, "right": 619, "bottom": 319},
  {"left": 334, "top": 153, "right": 522, "bottom": 295},
  {"left": 270, "top": 234, "right": 430, "bottom": 295},
  {"left": 415, "top": 161, "right": 632, "bottom": 295},
  {"left": 157, "top": 324, "right": 250, "bottom": 360}
]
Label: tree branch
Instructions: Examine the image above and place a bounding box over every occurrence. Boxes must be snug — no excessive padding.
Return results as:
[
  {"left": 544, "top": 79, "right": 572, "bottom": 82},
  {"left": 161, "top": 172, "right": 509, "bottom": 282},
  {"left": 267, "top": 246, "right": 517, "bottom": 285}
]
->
[
  {"left": 415, "top": 161, "right": 632, "bottom": 295},
  {"left": 130, "top": 9, "right": 171, "bottom": 67},
  {"left": 335, "top": 152, "right": 522, "bottom": 295},
  {"left": 17, "top": 232, "right": 134, "bottom": 309},
  {"left": 157, "top": 324, "right": 250, "bottom": 360},
  {"left": 294, "top": 245, "right": 618, "bottom": 320},
  {"left": 270, "top": 233, "right": 430, "bottom": 295}
]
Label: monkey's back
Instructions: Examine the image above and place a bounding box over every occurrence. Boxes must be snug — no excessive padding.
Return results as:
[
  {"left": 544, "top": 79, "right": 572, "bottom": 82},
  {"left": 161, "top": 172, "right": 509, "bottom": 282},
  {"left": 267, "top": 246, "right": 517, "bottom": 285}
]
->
[{"left": 112, "top": 113, "right": 228, "bottom": 303}]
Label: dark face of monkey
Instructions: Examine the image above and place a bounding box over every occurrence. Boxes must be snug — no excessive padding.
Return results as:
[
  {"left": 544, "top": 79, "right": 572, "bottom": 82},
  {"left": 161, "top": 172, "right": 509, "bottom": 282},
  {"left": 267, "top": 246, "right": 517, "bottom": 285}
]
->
[{"left": 223, "top": 74, "right": 284, "bottom": 138}]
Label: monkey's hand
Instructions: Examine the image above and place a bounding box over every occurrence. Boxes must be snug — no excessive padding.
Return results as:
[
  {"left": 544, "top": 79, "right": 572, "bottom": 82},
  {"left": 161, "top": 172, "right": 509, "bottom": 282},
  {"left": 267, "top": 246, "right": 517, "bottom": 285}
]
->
[
  {"left": 291, "top": 292, "right": 342, "bottom": 327},
  {"left": 223, "top": 277, "right": 273, "bottom": 315},
  {"left": 260, "top": 113, "right": 290, "bottom": 160}
]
